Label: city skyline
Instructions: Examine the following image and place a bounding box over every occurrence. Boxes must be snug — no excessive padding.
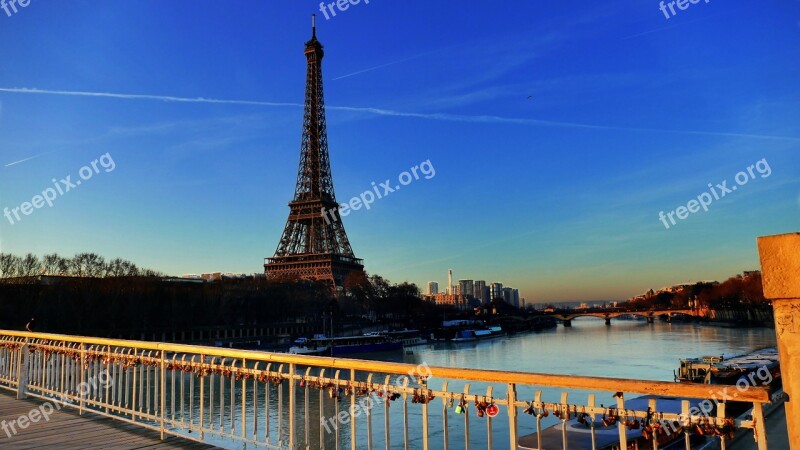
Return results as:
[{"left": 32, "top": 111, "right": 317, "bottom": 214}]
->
[{"left": 1, "top": 1, "right": 799, "bottom": 302}]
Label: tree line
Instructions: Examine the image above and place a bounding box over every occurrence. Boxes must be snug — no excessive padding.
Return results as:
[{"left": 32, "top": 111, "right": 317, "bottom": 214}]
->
[
  {"left": 0, "top": 252, "right": 164, "bottom": 279},
  {"left": 623, "top": 273, "right": 767, "bottom": 311}
]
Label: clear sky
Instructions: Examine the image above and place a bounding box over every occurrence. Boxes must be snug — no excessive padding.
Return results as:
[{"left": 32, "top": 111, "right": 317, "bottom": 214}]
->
[{"left": 1, "top": 1, "right": 798, "bottom": 302}]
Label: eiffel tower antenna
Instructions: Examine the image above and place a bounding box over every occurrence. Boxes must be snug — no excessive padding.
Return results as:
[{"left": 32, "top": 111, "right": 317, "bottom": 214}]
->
[{"left": 265, "top": 21, "right": 364, "bottom": 288}]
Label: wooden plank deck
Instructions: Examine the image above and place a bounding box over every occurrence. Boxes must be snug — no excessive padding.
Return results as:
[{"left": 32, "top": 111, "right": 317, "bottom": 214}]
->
[{"left": 0, "top": 391, "right": 220, "bottom": 449}]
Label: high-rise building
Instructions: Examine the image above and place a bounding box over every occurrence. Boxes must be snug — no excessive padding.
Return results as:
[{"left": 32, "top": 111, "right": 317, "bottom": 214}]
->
[
  {"left": 502, "top": 287, "right": 513, "bottom": 304},
  {"left": 448, "top": 269, "right": 453, "bottom": 295},
  {"left": 512, "top": 289, "right": 520, "bottom": 308},
  {"left": 474, "top": 280, "right": 487, "bottom": 303},
  {"left": 490, "top": 282, "right": 503, "bottom": 300},
  {"left": 427, "top": 281, "right": 439, "bottom": 295},
  {"left": 459, "top": 280, "right": 474, "bottom": 299}
]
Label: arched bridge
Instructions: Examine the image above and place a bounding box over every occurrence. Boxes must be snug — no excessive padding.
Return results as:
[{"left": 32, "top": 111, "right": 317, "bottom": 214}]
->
[{"left": 545, "top": 309, "right": 697, "bottom": 326}]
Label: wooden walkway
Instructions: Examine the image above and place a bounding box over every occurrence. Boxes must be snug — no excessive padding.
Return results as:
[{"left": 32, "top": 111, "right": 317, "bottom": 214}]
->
[{"left": 0, "top": 391, "right": 219, "bottom": 449}]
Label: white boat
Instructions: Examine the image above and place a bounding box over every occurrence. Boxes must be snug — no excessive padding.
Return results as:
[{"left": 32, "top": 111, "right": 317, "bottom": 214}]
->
[{"left": 288, "top": 337, "right": 330, "bottom": 356}]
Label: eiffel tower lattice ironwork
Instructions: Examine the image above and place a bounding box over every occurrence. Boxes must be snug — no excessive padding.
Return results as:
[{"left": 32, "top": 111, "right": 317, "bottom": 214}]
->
[{"left": 265, "top": 17, "right": 364, "bottom": 287}]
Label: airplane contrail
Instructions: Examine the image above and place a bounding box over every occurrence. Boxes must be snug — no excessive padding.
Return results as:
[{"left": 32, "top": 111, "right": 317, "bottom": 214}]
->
[
  {"left": 333, "top": 52, "right": 435, "bottom": 80},
  {"left": 1, "top": 87, "right": 798, "bottom": 142},
  {"left": 0, "top": 87, "right": 303, "bottom": 108},
  {"left": 4, "top": 152, "right": 49, "bottom": 167}
]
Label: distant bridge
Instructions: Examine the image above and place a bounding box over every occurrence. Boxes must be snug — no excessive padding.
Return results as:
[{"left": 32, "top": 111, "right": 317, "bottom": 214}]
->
[{"left": 544, "top": 309, "right": 697, "bottom": 326}]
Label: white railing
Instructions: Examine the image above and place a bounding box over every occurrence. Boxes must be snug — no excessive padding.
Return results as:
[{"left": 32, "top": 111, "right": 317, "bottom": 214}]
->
[{"left": 0, "top": 330, "right": 772, "bottom": 449}]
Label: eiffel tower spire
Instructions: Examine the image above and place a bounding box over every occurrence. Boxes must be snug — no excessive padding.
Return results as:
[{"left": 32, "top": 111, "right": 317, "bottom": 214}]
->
[{"left": 265, "top": 18, "right": 364, "bottom": 287}]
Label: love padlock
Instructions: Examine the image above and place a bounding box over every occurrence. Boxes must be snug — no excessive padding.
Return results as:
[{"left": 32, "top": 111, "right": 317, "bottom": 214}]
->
[
  {"left": 486, "top": 404, "right": 499, "bottom": 418},
  {"left": 455, "top": 404, "right": 464, "bottom": 414}
]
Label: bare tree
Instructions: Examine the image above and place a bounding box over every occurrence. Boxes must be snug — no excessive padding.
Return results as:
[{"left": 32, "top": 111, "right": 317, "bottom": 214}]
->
[
  {"left": 42, "top": 253, "right": 66, "bottom": 275},
  {"left": 105, "top": 258, "right": 126, "bottom": 277},
  {"left": 121, "top": 260, "right": 139, "bottom": 277},
  {"left": 0, "top": 253, "right": 22, "bottom": 278},
  {"left": 84, "top": 253, "right": 105, "bottom": 277},
  {"left": 19, "top": 253, "right": 40, "bottom": 277}
]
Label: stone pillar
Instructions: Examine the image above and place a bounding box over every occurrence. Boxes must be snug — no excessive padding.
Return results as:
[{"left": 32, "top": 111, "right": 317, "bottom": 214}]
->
[
  {"left": 563, "top": 319, "right": 572, "bottom": 327},
  {"left": 758, "top": 232, "right": 800, "bottom": 449}
]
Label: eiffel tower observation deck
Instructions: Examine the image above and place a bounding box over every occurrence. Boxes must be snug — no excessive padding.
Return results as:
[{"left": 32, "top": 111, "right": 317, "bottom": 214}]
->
[{"left": 265, "top": 16, "right": 364, "bottom": 288}]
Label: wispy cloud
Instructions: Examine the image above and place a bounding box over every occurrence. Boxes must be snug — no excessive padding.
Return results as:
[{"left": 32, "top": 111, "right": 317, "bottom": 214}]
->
[{"left": 2, "top": 87, "right": 799, "bottom": 142}]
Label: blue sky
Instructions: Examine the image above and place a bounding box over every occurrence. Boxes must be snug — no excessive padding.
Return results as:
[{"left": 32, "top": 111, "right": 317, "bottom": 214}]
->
[{"left": 1, "top": 1, "right": 798, "bottom": 302}]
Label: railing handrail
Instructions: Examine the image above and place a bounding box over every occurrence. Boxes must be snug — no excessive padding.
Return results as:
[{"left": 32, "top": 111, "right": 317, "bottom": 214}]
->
[{"left": 0, "top": 329, "right": 772, "bottom": 403}]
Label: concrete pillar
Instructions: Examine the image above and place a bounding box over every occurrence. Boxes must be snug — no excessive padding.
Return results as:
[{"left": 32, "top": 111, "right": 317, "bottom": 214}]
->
[
  {"left": 605, "top": 318, "right": 611, "bottom": 326},
  {"left": 758, "top": 232, "right": 800, "bottom": 449},
  {"left": 563, "top": 320, "right": 572, "bottom": 327},
  {"left": 646, "top": 316, "right": 655, "bottom": 324}
]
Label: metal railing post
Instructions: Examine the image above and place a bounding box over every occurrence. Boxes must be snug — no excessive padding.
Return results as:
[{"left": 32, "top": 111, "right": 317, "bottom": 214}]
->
[
  {"left": 79, "top": 343, "right": 86, "bottom": 414},
  {"left": 289, "top": 363, "right": 296, "bottom": 450},
  {"left": 752, "top": 402, "right": 769, "bottom": 450},
  {"left": 507, "top": 383, "right": 517, "bottom": 450},
  {"left": 160, "top": 349, "right": 166, "bottom": 439},
  {"left": 16, "top": 340, "right": 29, "bottom": 400}
]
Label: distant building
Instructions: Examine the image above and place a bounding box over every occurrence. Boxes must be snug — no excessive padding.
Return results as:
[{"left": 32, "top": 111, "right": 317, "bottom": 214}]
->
[
  {"left": 491, "top": 282, "right": 503, "bottom": 300},
  {"left": 474, "top": 280, "right": 487, "bottom": 303},
  {"left": 423, "top": 293, "right": 468, "bottom": 310},
  {"left": 502, "top": 287, "right": 513, "bottom": 304},
  {"left": 427, "top": 281, "right": 439, "bottom": 295},
  {"left": 447, "top": 269, "right": 453, "bottom": 294},
  {"left": 459, "top": 279, "right": 474, "bottom": 299},
  {"left": 512, "top": 289, "right": 520, "bottom": 308}
]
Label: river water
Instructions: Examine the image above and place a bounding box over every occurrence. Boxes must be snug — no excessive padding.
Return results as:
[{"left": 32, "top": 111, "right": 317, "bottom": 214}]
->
[{"left": 197, "top": 319, "right": 777, "bottom": 449}]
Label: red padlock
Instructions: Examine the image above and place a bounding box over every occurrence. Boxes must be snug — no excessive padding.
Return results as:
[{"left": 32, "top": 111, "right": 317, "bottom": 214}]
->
[{"left": 485, "top": 404, "right": 499, "bottom": 418}]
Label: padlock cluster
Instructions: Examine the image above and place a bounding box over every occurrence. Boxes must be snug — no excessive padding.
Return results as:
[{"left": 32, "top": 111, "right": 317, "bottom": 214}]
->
[
  {"left": 446, "top": 394, "right": 499, "bottom": 418},
  {"left": 519, "top": 400, "right": 737, "bottom": 441},
  {"left": 298, "top": 378, "right": 404, "bottom": 404},
  {"left": 0, "top": 342, "right": 23, "bottom": 351},
  {"left": 24, "top": 345, "right": 156, "bottom": 369}
]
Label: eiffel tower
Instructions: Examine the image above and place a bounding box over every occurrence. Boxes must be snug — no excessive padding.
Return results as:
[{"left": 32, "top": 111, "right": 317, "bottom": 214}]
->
[{"left": 265, "top": 17, "right": 364, "bottom": 287}]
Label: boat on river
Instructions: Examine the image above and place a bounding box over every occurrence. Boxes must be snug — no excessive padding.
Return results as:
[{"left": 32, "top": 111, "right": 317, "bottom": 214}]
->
[
  {"left": 368, "top": 329, "right": 428, "bottom": 347},
  {"left": 289, "top": 334, "right": 402, "bottom": 356},
  {"left": 675, "top": 347, "right": 780, "bottom": 385}
]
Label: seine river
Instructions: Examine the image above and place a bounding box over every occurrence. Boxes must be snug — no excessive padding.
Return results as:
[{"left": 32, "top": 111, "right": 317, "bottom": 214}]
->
[{"left": 199, "top": 319, "right": 777, "bottom": 449}]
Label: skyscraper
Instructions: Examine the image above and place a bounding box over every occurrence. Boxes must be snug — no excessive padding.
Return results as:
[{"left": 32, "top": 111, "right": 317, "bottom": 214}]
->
[
  {"left": 459, "top": 280, "right": 474, "bottom": 299},
  {"left": 448, "top": 269, "right": 453, "bottom": 295},
  {"left": 490, "top": 282, "right": 503, "bottom": 300},
  {"left": 427, "top": 281, "right": 439, "bottom": 295},
  {"left": 474, "top": 280, "right": 487, "bottom": 303}
]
